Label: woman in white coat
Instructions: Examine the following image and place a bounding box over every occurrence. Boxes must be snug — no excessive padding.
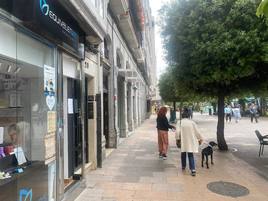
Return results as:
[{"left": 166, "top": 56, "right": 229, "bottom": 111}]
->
[{"left": 176, "top": 111, "right": 203, "bottom": 176}]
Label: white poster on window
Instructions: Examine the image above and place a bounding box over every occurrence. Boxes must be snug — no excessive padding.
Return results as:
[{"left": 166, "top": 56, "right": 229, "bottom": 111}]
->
[
  {"left": 44, "top": 65, "right": 56, "bottom": 97},
  {"left": 44, "top": 65, "right": 56, "bottom": 111},
  {"left": 0, "top": 127, "right": 3, "bottom": 144},
  {"left": 68, "top": 98, "right": 74, "bottom": 114}
]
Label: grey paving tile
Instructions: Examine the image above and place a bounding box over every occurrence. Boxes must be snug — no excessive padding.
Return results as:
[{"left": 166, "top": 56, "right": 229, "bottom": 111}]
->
[{"left": 112, "top": 176, "right": 140, "bottom": 183}]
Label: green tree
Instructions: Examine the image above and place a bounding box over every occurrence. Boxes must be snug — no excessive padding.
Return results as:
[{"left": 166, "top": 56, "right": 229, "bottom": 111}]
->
[
  {"left": 158, "top": 69, "right": 178, "bottom": 104},
  {"left": 158, "top": 68, "right": 178, "bottom": 121},
  {"left": 257, "top": 0, "right": 268, "bottom": 17},
  {"left": 159, "top": 67, "right": 204, "bottom": 122},
  {"left": 160, "top": 0, "right": 268, "bottom": 150}
]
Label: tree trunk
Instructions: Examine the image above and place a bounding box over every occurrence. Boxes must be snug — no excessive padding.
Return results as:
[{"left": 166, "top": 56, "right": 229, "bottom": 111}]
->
[
  {"left": 238, "top": 99, "right": 246, "bottom": 116},
  {"left": 196, "top": 102, "right": 200, "bottom": 112},
  {"left": 169, "top": 101, "right": 177, "bottom": 123},
  {"left": 173, "top": 101, "right": 177, "bottom": 120},
  {"left": 260, "top": 97, "right": 266, "bottom": 116},
  {"left": 179, "top": 102, "right": 183, "bottom": 120},
  {"left": 217, "top": 94, "right": 228, "bottom": 150}
]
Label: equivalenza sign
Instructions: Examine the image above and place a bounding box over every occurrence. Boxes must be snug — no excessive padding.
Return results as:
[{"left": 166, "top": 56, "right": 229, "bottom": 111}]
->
[
  {"left": 39, "top": 0, "right": 77, "bottom": 38},
  {"left": 37, "top": 0, "right": 80, "bottom": 50}
]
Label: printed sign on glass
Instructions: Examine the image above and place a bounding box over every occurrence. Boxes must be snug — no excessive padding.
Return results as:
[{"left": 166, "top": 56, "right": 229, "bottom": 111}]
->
[
  {"left": 44, "top": 65, "right": 56, "bottom": 110},
  {"left": 44, "top": 65, "right": 55, "bottom": 97}
]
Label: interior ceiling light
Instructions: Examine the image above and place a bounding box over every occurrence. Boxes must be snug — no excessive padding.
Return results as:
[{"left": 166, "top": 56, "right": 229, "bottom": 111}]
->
[
  {"left": 7, "top": 65, "right": 12, "bottom": 73},
  {"left": 14, "top": 67, "right": 21, "bottom": 74}
]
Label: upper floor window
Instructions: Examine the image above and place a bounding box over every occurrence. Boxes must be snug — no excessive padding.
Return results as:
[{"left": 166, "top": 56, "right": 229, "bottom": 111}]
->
[
  {"left": 104, "top": 39, "right": 109, "bottom": 60},
  {"left": 117, "top": 53, "right": 122, "bottom": 68}
]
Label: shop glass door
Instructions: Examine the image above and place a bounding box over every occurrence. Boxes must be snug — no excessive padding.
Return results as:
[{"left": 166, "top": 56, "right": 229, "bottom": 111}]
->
[
  {"left": 67, "top": 78, "right": 82, "bottom": 177},
  {"left": 62, "top": 54, "right": 82, "bottom": 190}
]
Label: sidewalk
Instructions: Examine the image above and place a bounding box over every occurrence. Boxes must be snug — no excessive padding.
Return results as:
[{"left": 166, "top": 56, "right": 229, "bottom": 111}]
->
[{"left": 75, "top": 115, "right": 268, "bottom": 201}]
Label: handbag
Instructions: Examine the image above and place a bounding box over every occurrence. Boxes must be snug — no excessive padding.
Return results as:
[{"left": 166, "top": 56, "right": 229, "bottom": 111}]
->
[{"left": 176, "top": 139, "right": 181, "bottom": 148}]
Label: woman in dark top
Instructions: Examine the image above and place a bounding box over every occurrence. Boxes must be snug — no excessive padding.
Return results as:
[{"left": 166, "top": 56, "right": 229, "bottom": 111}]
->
[{"left": 156, "top": 107, "right": 175, "bottom": 160}]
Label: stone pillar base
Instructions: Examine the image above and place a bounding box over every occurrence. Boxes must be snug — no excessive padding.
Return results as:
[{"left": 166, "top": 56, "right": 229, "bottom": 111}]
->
[
  {"left": 120, "top": 128, "right": 127, "bottom": 138},
  {"left": 128, "top": 122, "right": 133, "bottom": 132},
  {"left": 102, "top": 147, "right": 106, "bottom": 161},
  {"left": 107, "top": 129, "right": 117, "bottom": 148},
  {"left": 102, "top": 138, "right": 106, "bottom": 160}
]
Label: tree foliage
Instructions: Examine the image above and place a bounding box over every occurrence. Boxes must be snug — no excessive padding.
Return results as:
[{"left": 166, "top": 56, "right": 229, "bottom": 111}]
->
[
  {"left": 158, "top": 67, "right": 199, "bottom": 103},
  {"left": 160, "top": 0, "right": 268, "bottom": 150},
  {"left": 161, "top": 0, "right": 268, "bottom": 96},
  {"left": 158, "top": 68, "right": 178, "bottom": 103},
  {"left": 257, "top": 0, "right": 268, "bottom": 18}
]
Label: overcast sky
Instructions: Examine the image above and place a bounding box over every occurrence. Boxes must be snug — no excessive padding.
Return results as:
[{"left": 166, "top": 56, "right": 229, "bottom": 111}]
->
[{"left": 149, "top": 0, "right": 170, "bottom": 79}]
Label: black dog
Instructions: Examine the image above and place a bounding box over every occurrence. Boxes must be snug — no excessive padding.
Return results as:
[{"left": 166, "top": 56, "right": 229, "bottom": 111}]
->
[{"left": 201, "top": 141, "right": 217, "bottom": 169}]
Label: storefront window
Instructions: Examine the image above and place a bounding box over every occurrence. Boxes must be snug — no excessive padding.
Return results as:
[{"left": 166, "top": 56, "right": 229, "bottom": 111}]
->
[{"left": 0, "top": 19, "right": 56, "bottom": 201}]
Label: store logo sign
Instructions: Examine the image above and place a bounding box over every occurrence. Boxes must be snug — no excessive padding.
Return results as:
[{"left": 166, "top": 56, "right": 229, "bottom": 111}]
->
[
  {"left": 40, "top": 0, "right": 49, "bottom": 15},
  {"left": 39, "top": 0, "right": 77, "bottom": 38}
]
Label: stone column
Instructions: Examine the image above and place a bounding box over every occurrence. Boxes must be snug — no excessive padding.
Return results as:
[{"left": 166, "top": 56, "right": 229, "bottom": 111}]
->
[
  {"left": 108, "top": 66, "right": 117, "bottom": 148},
  {"left": 141, "top": 84, "right": 146, "bottom": 122},
  {"left": 137, "top": 82, "right": 142, "bottom": 126},
  {"left": 133, "top": 84, "right": 138, "bottom": 128},
  {"left": 114, "top": 71, "right": 120, "bottom": 145},
  {"left": 135, "top": 83, "right": 139, "bottom": 127},
  {"left": 123, "top": 80, "right": 128, "bottom": 135},
  {"left": 127, "top": 82, "right": 134, "bottom": 132},
  {"left": 118, "top": 79, "right": 127, "bottom": 138}
]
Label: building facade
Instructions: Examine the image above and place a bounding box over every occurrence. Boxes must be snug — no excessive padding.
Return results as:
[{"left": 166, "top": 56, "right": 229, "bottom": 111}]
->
[
  {"left": 107, "top": 0, "right": 157, "bottom": 147},
  {"left": 0, "top": 0, "right": 156, "bottom": 201},
  {"left": 143, "top": 0, "right": 158, "bottom": 108}
]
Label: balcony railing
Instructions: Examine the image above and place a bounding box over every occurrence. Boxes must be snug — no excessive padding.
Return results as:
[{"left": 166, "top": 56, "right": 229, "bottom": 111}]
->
[{"left": 128, "top": 0, "right": 144, "bottom": 47}]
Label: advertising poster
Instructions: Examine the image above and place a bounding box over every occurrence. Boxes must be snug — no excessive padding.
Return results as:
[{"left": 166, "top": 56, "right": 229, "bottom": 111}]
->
[
  {"left": 44, "top": 65, "right": 55, "bottom": 96},
  {"left": 44, "top": 65, "right": 56, "bottom": 110}
]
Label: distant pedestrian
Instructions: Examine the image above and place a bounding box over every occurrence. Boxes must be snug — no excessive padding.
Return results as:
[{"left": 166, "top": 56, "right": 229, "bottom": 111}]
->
[
  {"left": 249, "top": 103, "right": 258, "bottom": 123},
  {"left": 175, "top": 111, "right": 203, "bottom": 176},
  {"left": 224, "top": 105, "right": 232, "bottom": 122},
  {"left": 208, "top": 107, "right": 212, "bottom": 115},
  {"left": 232, "top": 105, "right": 241, "bottom": 123},
  {"left": 156, "top": 107, "right": 176, "bottom": 160},
  {"left": 169, "top": 108, "right": 176, "bottom": 123},
  {"left": 188, "top": 107, "right": 193, "bottom": 119}
]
